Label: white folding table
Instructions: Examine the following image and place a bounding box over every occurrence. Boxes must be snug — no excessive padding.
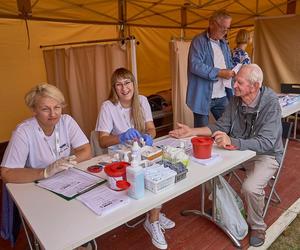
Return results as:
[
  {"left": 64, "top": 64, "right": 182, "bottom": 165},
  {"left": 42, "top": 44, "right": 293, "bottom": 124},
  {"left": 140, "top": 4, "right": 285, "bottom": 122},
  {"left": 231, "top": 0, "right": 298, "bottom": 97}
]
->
[
  {"left": 281, "top": 97, "right": 300, "bottom": 139},
  {"left": 7, "top": 144, "right": 255, "bottom": 250}
]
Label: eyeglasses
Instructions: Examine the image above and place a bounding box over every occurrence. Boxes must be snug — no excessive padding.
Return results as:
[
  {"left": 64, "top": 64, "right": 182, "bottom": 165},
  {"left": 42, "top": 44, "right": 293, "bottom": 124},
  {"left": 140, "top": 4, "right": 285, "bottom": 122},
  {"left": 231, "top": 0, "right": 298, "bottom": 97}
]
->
[
  {"left": 214, "top": 20, "right": 230, "bottom": 32},
  {"left": 115, "top": 80, "right": 133, "bottom": 89}
]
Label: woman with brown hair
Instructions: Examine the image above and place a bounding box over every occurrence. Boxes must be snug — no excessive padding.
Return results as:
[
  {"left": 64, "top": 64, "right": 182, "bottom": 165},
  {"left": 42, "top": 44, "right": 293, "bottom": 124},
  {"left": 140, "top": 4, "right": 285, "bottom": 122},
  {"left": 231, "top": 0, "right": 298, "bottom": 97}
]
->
[{"left": 95, "top": 68, "right": 174, "bottom": 249}]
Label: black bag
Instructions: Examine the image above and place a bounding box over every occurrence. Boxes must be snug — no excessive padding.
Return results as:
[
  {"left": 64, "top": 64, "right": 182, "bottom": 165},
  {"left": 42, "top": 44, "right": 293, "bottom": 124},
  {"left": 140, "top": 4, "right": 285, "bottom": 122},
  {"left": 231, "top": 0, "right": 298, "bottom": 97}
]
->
[{"left": 147, "top": 95, "right": 168, "bottom": 112}]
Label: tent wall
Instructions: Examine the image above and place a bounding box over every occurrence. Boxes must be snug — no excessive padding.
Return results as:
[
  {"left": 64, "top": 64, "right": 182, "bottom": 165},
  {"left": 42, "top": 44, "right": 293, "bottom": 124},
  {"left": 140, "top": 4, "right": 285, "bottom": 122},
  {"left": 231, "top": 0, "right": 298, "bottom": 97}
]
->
[
  {"left": 253, "top": 15, "right": 300, "bottom": 91},
  {"left": 132, "top": 27, "right": 181, "bottom": 95},
  {"left": 0, "top": 19, "right": 187, "bottom": 142},
  {"left": 1, "top": 12, "right": 298, "bottom": 142},
  {"left": 0, "top": 18, "right": 255, "bottom": 142},
  {"left": 132, "top": 27, "right": 208, "bottom": 96},
  {"left": 0, "top": 19, "right": 117, "bottom": 141}
]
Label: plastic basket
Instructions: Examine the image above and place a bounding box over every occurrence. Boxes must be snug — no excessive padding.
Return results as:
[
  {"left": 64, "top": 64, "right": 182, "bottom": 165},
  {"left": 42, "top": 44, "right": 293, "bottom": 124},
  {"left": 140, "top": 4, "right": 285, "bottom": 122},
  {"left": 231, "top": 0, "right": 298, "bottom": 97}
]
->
[
  {"left": 163, "top": 160, "right": 188, "bottom": 183},
  {"left": 145, "top": 172, "right": 176, "bottom": 194}
]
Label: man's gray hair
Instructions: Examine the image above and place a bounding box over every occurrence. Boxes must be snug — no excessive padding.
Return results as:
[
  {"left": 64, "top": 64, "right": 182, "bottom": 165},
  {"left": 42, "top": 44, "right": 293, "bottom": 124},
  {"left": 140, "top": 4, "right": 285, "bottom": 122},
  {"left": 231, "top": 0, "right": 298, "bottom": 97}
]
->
[
  {"left": 209, "top": 9, "right": 231, "bottom": 22},
  {"left": 242, "top": 64, "right": 263, "bottom": 87}
]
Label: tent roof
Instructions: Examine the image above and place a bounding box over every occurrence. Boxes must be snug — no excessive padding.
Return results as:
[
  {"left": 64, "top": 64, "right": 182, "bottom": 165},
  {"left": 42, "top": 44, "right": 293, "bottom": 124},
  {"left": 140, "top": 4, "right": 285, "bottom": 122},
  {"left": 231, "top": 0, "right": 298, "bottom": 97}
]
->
[{"left": 1, "top": 0, "right": 299, "bottom": 30}]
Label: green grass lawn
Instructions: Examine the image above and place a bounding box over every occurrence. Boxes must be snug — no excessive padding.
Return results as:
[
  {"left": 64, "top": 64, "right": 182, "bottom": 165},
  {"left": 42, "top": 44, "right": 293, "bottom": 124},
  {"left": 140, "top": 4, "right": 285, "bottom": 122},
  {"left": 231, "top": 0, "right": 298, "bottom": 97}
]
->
[{"left": 269, "top": 214, "right": 300, "bottom": 250}]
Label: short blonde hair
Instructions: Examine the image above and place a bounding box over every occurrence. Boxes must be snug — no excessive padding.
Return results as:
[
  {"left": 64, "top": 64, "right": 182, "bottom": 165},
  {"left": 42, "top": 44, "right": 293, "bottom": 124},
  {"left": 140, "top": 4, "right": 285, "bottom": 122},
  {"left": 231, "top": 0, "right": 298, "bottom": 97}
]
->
[
  {"left": 236, "top": 29, "right": 250, "bottom": 45},
  {"left": 25, "top": 83, "right": 65, "bottom": 108}
]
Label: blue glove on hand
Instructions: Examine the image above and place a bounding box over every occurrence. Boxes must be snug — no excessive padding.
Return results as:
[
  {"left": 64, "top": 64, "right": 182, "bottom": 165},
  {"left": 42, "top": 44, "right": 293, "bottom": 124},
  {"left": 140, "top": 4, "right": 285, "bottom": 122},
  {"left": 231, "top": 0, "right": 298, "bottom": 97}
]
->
[
  {"left": 142, "top": 134, "right": 153, "bottom": 146},
  {"left": 119, "top": 128, "right": 141, "bottom": 144}
]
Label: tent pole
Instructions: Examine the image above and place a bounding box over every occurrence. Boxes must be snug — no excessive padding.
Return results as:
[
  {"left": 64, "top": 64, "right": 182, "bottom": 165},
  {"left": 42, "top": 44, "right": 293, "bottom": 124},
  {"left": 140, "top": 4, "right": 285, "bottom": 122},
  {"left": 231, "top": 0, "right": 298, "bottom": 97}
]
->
[
  {"left": 40, "top": 37, "right": 132, "bottom": 49},
  {"left": 130, "top": 38, "right": 138, "bottom": 85}
]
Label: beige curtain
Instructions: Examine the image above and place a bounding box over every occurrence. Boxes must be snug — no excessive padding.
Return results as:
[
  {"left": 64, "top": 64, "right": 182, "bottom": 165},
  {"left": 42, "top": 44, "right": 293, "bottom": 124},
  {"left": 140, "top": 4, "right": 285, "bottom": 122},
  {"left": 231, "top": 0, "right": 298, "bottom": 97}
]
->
[
  {"left": 169, "top": 40, "right": 194, "bottom": 128},
  {"left": 253, "top": 15, "right": 300, "bottom": 92},
  {"left": 43, "top": 43, "right": 129, "bottom": 136}
]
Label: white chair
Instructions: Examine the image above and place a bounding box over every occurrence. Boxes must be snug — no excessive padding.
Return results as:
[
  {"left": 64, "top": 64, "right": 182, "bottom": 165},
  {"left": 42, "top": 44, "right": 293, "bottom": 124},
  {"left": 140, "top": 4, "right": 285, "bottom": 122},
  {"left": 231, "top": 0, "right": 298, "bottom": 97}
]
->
[{"left": 90, "top": 131, "right": 107, "bottom": 157}]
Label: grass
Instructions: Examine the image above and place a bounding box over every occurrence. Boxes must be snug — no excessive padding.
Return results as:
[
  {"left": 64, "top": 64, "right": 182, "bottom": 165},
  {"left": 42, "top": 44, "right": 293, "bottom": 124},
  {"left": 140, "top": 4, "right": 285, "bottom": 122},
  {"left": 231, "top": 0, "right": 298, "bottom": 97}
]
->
[{"left": 269, "top": 214, "right": 300, "bottom": 250}]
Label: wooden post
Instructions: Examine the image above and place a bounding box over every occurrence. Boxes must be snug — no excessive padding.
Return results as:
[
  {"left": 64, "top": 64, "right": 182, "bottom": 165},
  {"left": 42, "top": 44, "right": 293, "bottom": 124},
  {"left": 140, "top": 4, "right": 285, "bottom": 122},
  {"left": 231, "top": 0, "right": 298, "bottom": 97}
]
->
[
  {"left": 181, "top": 7, "right": 187, "bottom": 39},
  {"left": 118, "top": 0, "right": 127, "bottom": 39},
  {"left": 287, "top": 0, "right": 297, "bottom": 14}
]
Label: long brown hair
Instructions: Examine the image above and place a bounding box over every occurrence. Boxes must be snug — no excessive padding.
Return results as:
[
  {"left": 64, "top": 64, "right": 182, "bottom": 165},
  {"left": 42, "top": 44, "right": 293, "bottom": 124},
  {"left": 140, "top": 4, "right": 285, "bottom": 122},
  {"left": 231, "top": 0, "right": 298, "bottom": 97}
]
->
[{"left": 109, "top": 68, "right": 146, "bottom": 133}]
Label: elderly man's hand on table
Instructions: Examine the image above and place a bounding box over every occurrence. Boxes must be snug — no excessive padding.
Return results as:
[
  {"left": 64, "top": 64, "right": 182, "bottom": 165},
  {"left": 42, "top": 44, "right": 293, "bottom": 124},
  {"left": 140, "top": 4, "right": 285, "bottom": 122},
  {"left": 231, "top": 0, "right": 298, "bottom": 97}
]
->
[
  {"left": 169, "top": 123, "right": 194, "bottom": 138},
  {"left": 212, "top": 131, "right": 232, "bottom": 148}
]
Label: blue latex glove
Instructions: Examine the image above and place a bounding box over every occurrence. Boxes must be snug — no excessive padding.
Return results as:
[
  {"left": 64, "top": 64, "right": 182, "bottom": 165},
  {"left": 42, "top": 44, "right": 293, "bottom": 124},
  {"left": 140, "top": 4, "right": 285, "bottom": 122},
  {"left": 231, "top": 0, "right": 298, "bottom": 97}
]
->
[
  {"left": 142, "top": 134, "right": 153, "bottom": 146},
  {"left": 119, "top": 128, "right": 141, "bottom": 144}
]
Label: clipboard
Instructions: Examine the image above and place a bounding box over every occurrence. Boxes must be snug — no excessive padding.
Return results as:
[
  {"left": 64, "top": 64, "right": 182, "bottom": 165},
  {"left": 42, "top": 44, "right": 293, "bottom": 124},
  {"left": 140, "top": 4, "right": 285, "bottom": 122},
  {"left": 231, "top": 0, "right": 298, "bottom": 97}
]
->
[{"left": 36, "top": 167, "right": 107, "bottom": 201}]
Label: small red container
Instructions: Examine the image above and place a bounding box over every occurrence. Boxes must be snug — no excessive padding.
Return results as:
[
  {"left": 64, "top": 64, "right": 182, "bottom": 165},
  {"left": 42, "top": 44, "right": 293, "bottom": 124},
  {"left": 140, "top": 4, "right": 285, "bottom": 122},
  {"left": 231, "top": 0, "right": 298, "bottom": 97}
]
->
[
  {"left": 104, "top": 162, "right": 130, "bottom": 191},
  {"left": 191, "top": 137, "right": 213, "bottom": 159}
]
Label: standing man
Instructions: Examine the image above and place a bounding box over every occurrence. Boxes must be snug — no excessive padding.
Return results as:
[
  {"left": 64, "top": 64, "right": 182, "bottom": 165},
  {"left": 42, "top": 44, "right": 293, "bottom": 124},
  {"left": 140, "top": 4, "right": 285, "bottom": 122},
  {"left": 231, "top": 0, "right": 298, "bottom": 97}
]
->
[
  {"left": 187, "top": 9, "right": 235, "bottom": 127},
  {"left": 170, "top": 64, "right": 283, "bottom": 247}
]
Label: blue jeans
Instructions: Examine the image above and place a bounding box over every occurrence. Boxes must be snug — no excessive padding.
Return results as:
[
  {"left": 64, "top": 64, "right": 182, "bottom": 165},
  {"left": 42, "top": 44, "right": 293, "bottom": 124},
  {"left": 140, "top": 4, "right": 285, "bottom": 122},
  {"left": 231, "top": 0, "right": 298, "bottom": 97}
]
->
[{"left": 193, "top": 96, "right": 229, "bottom": 127}]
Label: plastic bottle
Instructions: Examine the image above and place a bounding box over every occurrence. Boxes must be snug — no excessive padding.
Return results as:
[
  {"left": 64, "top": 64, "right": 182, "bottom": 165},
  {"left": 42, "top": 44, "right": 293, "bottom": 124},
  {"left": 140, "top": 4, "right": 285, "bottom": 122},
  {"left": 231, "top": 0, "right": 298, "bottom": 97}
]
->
[
  {"left": 126, "top": 160, "right": 145, "bottom": 199},
  {"left": 123, "top": 152, "right": 129, "bottom": 162},
  {"left": 131, "top": 140, "right": 141, "bottom": 164}
]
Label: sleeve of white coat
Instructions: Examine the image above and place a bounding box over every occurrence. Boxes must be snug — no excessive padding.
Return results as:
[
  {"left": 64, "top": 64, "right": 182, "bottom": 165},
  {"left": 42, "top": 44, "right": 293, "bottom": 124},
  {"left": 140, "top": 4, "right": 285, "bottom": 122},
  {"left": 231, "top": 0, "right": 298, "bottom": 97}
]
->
[
  {"left": 65, "top": 115, "right": 89, "bottom": 149},
  {"left": 1, "top": 128, "right": 29, "bottom": 168},
  {"left": 95, "top": 101, "right": 114, "bottom": 133}
]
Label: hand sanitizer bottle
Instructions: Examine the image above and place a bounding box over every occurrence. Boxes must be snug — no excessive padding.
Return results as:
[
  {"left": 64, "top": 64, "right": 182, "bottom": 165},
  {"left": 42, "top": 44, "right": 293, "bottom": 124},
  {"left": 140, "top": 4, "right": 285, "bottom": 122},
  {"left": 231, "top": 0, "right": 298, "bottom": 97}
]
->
[{"left": 126, "top": 160, "right": 145, "bottom": 199}]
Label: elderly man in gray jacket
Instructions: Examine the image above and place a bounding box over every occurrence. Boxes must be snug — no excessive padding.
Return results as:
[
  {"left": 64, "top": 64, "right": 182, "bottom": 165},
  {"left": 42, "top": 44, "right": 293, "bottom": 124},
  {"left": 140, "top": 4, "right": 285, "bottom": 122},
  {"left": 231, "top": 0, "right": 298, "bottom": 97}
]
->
[{"left": 169, "top": 64, "right": 283, "bottom": 247}]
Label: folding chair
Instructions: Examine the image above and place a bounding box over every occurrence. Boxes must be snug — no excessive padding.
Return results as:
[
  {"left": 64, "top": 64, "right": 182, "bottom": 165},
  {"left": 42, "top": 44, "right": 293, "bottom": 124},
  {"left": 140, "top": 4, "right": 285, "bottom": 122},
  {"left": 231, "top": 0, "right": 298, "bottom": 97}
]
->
[
  {"left": 281, "top": 83, "right": 300, "bottom": 139},
  {"left": 262, "top": 121, "right": 292, "bottom": 217},
  {"left": 229, "top": 121, "right": 293, "bottom": 218}
]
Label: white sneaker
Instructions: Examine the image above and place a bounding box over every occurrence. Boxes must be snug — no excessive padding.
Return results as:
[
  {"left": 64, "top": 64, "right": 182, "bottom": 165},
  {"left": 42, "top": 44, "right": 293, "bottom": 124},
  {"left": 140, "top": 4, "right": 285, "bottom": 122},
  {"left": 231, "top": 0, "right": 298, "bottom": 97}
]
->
[
  {"left": 159, "top": 213, "right": 175, "bottom": 229},
  {"left": 144, "top": 218, "right": 168, "bottom": 249}
]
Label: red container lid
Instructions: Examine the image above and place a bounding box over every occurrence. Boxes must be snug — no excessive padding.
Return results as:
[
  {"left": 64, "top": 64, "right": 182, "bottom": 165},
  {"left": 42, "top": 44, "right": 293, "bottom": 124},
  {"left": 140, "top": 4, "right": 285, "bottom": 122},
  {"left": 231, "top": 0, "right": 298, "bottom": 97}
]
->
[
  {"left": 191, "top": 136, "right": 213, "bottom": 145},
  {"left": 104, "top": 162, "right": 129, "bottom": 177},
  {"left": 116, "top": 180, "right": 131, "bottom": 189},
  {"left": 87, "top": 165, "right": 102, "bottom": 173}
]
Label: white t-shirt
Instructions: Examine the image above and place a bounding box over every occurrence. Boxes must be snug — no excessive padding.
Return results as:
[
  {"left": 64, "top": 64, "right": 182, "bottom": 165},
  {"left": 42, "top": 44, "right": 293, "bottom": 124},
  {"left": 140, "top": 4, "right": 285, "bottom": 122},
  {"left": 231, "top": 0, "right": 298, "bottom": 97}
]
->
[
  {"left": 210, "top": 39, "right": 227, "bottom": 98},
  {"left": 1, "top": 114, "right": 88, "bottom": 169},
  {"left": 95, "top": 95, "right": 153, "bottom": 135}
]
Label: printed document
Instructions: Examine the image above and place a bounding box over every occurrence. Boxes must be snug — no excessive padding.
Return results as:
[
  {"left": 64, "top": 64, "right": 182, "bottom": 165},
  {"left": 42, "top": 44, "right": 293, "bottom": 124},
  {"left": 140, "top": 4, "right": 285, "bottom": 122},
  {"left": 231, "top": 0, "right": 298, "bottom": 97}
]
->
[
  {"left": 223, "top": 63, "right": 242, "bottom": 89},
  {"left": 37, "top": 168, "right": 105, "bottom": 198},
  {"left": 77, "top": 185, "right": 129, "bottom": 215}
]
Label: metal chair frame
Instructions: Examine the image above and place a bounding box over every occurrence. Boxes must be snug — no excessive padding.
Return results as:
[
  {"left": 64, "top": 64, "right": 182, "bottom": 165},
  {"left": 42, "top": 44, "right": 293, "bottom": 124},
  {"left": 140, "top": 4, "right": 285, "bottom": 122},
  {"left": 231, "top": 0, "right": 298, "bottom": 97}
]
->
[
  {"left": 262, "top": 121, "right": 292, "bottom": 217},
  {"left": 230, "top": 121, "right": 293, "bottom": 218}
]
